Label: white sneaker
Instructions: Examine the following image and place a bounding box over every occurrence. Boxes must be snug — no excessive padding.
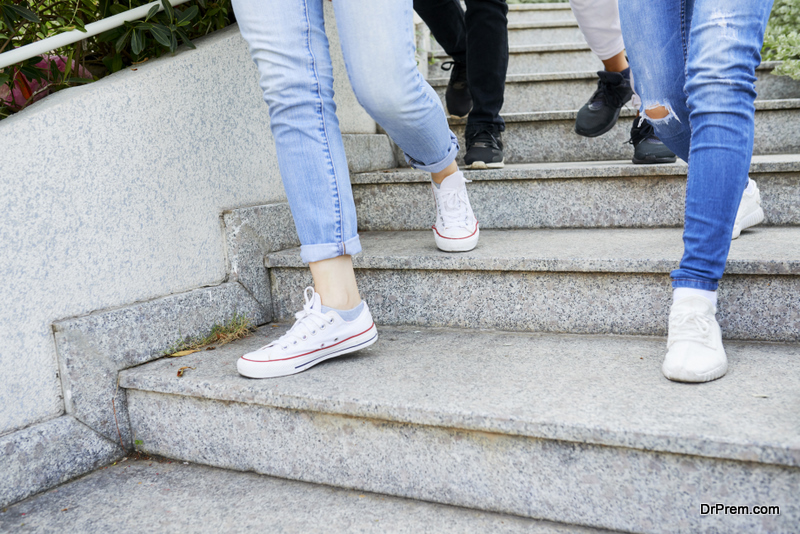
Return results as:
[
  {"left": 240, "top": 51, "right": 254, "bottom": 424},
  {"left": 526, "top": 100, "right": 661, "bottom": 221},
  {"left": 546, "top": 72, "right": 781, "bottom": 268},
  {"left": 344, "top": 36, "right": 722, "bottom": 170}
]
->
[
  {"left": 732, "top": 179, "right": 764, "bottom": 239},
  {"left": 663, "top": 296, "right": 728, "bottom": 383},
  {"left": 237, "top": 287, "right": 378, "bottom": 378},
  {"left": 431, "top": 171, "right": 479, "bottom": 252}
]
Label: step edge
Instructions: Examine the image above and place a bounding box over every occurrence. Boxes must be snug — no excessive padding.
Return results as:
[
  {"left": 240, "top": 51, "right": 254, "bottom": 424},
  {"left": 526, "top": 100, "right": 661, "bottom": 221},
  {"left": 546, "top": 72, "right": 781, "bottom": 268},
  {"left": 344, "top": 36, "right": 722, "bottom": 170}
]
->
[
  {"left": 352, "top": 155, "right": 800, "bottom": 184},
  {"left": 120, "top": 365, "right": 800, "bottom": 469}
]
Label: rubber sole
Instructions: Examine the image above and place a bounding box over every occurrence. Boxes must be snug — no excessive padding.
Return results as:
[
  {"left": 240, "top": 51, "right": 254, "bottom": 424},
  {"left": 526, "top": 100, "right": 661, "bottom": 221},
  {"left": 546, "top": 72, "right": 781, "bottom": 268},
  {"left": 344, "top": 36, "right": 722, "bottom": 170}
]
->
[
  {"left": 632, "top": 154, "right": 678, "bottom": 164},
  {"left": 464, "top": 160, "right": 504, "bottom": 170},
  {"left": 433, "top": 226, "right": 480, "bottom": 252},
  {"left": 662, "top": 359, "right": 728, "bottom": 383},
  {"left": 732, "top": 206, "right": 765, "bottom": 239},
  {"left": 238, "top": 325, "right": 378, "bottom": 379}
]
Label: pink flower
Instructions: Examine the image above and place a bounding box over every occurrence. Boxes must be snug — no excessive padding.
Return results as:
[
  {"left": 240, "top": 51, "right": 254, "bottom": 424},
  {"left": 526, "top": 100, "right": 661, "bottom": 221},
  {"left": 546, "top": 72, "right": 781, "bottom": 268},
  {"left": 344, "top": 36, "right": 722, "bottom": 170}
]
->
[{"left": 1, "top": 55, "right": 92, "bottom": 111}]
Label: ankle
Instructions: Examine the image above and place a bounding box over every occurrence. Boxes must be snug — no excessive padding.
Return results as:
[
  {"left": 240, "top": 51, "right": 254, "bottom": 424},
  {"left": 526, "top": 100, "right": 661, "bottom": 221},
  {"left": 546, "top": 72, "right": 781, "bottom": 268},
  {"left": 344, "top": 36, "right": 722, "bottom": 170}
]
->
[{"left": 673, "top": 287, "right": 717, "bottom": 308}]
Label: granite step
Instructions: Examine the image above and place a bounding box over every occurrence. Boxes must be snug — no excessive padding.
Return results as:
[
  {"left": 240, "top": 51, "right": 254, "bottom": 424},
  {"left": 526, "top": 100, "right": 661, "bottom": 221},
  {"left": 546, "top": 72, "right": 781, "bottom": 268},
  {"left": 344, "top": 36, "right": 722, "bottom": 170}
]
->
[
  {"left": 506, "top": 2, "right": 577, "bottom": 24},
  {"left": 1, "top": 455, "right": 606, "bottom": 533},
  {"left": 266, "top": 227, "right": 800, "bottom": 341},
  {"left": 447, "top": 99, "right": 800, "bottom": 164},
  {"left": 429, "top": 43, "right": 602, "bottom": 77},
  {"left": 429, "top": 63, "right": 800, "bottom": 114},
  {"left": 432, "top": 20, "right": 586, "bottom": 52},
  {"left": 352, "top": 155, "right": 800, "bottom": 231},
  {"left": 119, "top": 324, "right": 800, "bottom": 533}
]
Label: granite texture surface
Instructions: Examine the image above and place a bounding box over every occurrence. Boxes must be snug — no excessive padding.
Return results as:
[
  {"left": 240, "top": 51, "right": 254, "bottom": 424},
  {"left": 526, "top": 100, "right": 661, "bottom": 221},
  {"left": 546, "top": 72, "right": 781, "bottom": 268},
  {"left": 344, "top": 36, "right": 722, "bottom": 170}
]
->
[
  {"left": 223, "top": 202, "right": 298, "bottom": 309},
  {"left": 448, "top": 103, "right": 800, "bottom": 163},
  {"left": 432, "top": 21, "right": 585, "bottom": 51},
  {"left": 124, "top": 388, "right": 799, "bottom": 533},
  {"left": 0, "top": 458, "right": 602, "bottom": 534},
  {"left": 120, "top": 324, "right": 800, "bottom": 467},
  {"left": 266, "top": 228, "right": 800, "bottom": 341},
  {"left": 353, "top": 172, "right": 800, "bottom": 231},
  {"left": 342, "top": 133, "right": 398, "bottom": 173},
  {"left": 431, "top": 68, "right": 800, "bottom": 113},
  {"left": 507, "top": 3, "right": 576, "bottom": 23},
  {"left": 53, "top": 282, "right": 268, "bottom": 447},
  {"left": 353, "top": 155, "right": 800, "bottom": 184},
  {"left": 431, "top": 45, "right": 600, "bottom": 76},
  {"left": 0, "top": 416, "right": 123, "bottom": 508}
]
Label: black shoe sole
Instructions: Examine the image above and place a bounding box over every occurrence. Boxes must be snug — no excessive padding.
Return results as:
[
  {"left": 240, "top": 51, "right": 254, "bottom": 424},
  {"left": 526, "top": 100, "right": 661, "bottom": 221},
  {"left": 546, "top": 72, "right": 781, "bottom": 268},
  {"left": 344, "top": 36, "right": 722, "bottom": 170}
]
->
[
  {"left": 575, "top": 108, "right": 622, "bottom": 138},
  {"left": 632, "top": 154, "right": 678, "bottom": 164}
]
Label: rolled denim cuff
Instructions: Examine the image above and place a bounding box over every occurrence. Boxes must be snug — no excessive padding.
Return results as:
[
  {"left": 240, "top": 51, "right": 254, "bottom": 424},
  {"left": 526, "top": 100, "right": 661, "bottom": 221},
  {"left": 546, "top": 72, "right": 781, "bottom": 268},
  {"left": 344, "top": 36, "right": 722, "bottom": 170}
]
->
[
  {"left": 404, "top": 131, "right": 460, "bottom": 173},
  {"left": 300, "top": 234, "right": 362, "bottom": 264},
  {"left": 671, "top": 277, "right": 719, "bottom": 291}
]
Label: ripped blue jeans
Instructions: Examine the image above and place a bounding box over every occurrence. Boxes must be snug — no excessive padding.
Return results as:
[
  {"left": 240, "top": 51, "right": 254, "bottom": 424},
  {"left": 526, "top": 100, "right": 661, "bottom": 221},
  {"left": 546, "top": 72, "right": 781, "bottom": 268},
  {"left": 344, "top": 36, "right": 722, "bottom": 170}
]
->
[
  {"left": 619, "top": 0, "right": 774, "bottom": 290},
  {"left": 232, "top": 0, "right": 459, "bottom": 263}
]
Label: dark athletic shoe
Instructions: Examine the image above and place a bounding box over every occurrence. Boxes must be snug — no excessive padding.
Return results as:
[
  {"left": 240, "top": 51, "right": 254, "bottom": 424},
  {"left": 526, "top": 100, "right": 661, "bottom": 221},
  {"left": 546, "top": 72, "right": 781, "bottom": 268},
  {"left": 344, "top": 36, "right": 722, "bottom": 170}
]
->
[
  {"left": 575, "top": 70, "right": 633, "bottom": 137},
  {"left": 629, "top": 116, "right": 677, "bottom": 164},
  {"left": 441, "top": 60, "right": 472, "bottom": 119},
  {"left": 464, "top": 128, "right": 504, "bottom": 169}
]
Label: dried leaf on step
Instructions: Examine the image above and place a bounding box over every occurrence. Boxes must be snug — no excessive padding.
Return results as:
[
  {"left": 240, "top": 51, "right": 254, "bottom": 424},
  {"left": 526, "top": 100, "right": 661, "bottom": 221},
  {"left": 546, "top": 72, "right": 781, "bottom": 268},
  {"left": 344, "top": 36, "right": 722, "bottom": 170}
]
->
[
  {"left": 177, "top": 366, "right": 195, "bottom": 377},
  {"left": 169, "top": 350, "right": 200, "bottom": 357}
]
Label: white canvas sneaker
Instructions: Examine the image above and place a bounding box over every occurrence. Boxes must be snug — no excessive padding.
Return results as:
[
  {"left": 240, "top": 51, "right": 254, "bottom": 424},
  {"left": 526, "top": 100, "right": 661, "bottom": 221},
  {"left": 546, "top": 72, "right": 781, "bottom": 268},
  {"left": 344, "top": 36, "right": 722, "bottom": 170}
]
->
[
  {"left": 663, "top": 295, "right": 728, "bottom": 383},
  {"left": 431, "top": 171, "right": 479, "bottom": 252},
  {"left": 732, "top": 179, "right": 765, "bottom": 239},
  {"left": 238, "top": 287, "right": 378, "bottom": 378}
]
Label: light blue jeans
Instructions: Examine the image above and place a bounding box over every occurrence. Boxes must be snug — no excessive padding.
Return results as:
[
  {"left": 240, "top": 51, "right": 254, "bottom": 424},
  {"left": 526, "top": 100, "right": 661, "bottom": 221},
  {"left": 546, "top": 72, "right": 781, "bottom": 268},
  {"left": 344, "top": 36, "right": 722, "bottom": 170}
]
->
[
  {"left": 619, "top": 0, "right": 774, "bottom": 290},
  {"left": 232, "top": 0, "right": 459, "bottom": 263}
]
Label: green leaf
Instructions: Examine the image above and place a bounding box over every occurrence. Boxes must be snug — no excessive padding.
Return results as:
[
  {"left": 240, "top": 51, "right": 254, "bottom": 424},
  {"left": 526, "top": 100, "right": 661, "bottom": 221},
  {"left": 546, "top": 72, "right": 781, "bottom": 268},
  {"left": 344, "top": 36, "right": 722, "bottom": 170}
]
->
[
  {"left": 177, "top": 5, "right": 198, "bottom": 25},
  {"left": 196, "top": 0, "right": 206, "bottom": 8},
  {"left": 109, "top": 4, "right": 127, "bottom": 15},
  {"left": 97, "top": 27, "right": 123, "bottom": 43},
  {"left": 73, "top": 18, "right": 87, "bottom": 32},
  {"left": 176, "top": 28, "right": 195, "bottom": 49},
  {"left": 131, "top": 28, "right": 144, "bottom": 55},
  {"left": 170, "top": 30, "right": 178, "bottom": 52},
  {"left": 136, "top": 22, "right": 154, "bottom": 30},
  {"left": 0, "top": 73, "right": 10, "bottom": 85},
  {"left": 146, "top": 4, "right": 160, "bottom": 21},
  {"left": 66, "top": 77, "right": 93, "bottom": 84},
  {"left": 150, "top": 24, "right": 172, "bottom": 47},
  {"left": 115, "top": 28, "right": 132, "bottom": 52},
  {"left": 7, "top": 5, "right": 39, "bottom": 24},
  {"left": 19, "top": 65, "right": 45, "bottom": 82},
  {"left": 161, "top": 0, "right": 175, "bottom": 22},
  {"left": 134, "top": 439, "right": 143, "bottom": 446}
]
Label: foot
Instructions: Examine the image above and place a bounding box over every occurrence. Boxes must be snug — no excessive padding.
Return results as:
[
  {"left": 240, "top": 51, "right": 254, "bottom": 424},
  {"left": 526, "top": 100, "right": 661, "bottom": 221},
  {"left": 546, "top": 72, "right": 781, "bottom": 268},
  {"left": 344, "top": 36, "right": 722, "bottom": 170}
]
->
[
  {"left": 431, "top": 171, "right": 479, "bottom": 252},
  {"left": 464, "top": 128, "right": 504, "bottom": 169},
  {"left": 663, "top": 296, "right": 728, "bottom": 383},
  {"left": 575, "top": 70, "right": 633, "bottom": 137},
  {"left": 441, "top": 60, "right": 472, "bottom": 119},
  {"left": 237, "top": 287, "right": 377, "bottom": 378},
  {"left": 629, "top": 116, "right": 677, "bottom": 164},
  {"left": 732, "top": 179, "right": 765, "bottom": 239}
]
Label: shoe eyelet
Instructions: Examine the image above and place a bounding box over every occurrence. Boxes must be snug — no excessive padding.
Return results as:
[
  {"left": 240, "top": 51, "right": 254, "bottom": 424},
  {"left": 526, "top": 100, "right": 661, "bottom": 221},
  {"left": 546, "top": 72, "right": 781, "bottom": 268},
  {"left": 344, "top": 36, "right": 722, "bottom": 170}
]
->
[
  {"left": 321, "top": 344, "right": 325, "bottom": 348},
  {"left": 302, "top": 335, "right": 307, "bottom": 340},
  {"left": 329, "top": 318, "right": 334, "bottom": 324},
  {"left": 311, "top": 330, "right": 316, "bottom": 335},
  {"left": 293, "top": 341, "right": 297, "bottom": 345},
  {"left": 320, "top": 325, "right": 325, "bottom": 330},
  {"left": 334, "top": 338, "right": 339, "bottom": 341}
]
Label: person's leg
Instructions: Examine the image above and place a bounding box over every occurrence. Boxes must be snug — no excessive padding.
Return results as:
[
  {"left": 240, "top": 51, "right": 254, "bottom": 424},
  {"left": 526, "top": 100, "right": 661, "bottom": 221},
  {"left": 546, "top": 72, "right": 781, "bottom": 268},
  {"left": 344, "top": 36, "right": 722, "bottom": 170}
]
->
[
  {"left": 232, "top": 0, "right": 375, "bottom": 378},
  {"left": 334, "top": 0, "right": 479, "bottom": 251},
  {"left": 413, "top": 0, "right": 472, "bottom": 118},
  {"left": 462, "top": 0, "right": 508, "bottom": 169}
]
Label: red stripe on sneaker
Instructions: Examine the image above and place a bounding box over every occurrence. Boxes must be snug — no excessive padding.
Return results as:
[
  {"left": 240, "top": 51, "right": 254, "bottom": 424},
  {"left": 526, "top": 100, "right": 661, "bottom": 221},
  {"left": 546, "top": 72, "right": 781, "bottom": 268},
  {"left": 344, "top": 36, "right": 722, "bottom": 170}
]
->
[
  {"left": 241, "top": 323, "right": 376, "bottom": 363},
  {"left": 432, "top": 221, "right": 479, "bottom": 240}
]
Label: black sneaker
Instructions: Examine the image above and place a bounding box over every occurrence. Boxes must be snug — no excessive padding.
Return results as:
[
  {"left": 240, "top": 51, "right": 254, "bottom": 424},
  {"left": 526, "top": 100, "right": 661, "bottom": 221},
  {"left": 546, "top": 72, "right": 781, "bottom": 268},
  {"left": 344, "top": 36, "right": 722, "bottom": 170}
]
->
[
  {"left": 465, "top": 128, "right": 504, "bottom": 169},
  {"left": 629, "top": 116, "right": 677, "bottom": 164},
  {"left": 575, "top": 70, "right": 633, "bottom": 137},
  {"left": 441, "top": 60, "right": 472, "bottom": 119}
]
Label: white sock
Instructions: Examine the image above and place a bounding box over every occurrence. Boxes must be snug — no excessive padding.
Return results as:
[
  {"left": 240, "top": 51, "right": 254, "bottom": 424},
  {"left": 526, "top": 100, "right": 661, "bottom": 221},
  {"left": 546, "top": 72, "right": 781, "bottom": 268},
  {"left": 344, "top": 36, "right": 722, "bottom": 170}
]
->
[
  {"left": 673, "top": 287, "right": 717, "bottom": 307},
  {"left": 745, "top": 178, "right": 756, "bottom": 194}
]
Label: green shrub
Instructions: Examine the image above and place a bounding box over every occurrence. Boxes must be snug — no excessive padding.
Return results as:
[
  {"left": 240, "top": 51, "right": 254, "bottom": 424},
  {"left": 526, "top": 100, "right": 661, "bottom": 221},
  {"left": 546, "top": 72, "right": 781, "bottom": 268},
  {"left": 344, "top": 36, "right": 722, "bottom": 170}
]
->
[
  {"left": 763, "top": 0, "right": 800, "bottom": 80},
  {"left": 0, "top": 0, "right": 234, "bottom": 118}
]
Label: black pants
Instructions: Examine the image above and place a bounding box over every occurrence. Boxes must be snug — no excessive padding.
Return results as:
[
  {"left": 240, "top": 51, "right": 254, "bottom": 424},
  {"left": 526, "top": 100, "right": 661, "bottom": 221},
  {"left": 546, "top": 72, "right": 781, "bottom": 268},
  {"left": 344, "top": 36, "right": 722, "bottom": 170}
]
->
[{"left": 414, "top": 0, "right": 509, "bottom": 135}]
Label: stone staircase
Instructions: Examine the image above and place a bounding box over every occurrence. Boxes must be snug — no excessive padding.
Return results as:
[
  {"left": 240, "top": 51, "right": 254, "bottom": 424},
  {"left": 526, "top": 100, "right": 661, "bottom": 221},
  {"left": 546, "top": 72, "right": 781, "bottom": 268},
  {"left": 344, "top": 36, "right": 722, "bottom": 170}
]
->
[{"left": 118, "top": 4, "right": 800, "bottom": 533}]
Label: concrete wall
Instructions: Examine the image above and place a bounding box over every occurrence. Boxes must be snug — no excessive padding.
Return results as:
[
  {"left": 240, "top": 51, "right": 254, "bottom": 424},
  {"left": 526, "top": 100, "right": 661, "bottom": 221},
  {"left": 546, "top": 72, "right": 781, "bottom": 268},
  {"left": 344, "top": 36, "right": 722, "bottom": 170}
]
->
[{"left": 0, "top": 7, "right": 375, "bottom": 438}]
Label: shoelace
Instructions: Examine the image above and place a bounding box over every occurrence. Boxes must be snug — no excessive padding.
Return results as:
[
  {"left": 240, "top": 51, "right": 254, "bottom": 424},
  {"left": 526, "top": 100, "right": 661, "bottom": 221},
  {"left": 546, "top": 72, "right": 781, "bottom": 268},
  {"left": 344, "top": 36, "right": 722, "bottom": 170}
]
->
[
  {"left": 260, "top": 287, "right": 334, "bottom": 353},
  {"left": 467, "top": 128, "right": 500, "bottom": 149},
  {"left": 668, "top": 309, "right": 714, "bottom": 347},
  {"left": 440, "top": 60, "right": 467, "bottom": 88},
  {"left": 437, "top": 179, "right": 473, "bottom": 229},
  {"left": 590, "top": 76, "right": 629, "bottom": 109},
  {"left": 628, "top": 117, "right": 656, "bottom": 146}
]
